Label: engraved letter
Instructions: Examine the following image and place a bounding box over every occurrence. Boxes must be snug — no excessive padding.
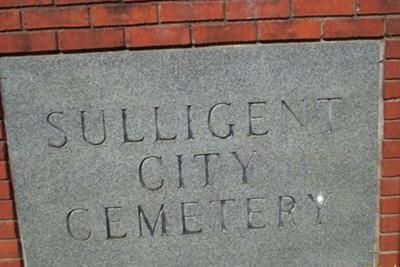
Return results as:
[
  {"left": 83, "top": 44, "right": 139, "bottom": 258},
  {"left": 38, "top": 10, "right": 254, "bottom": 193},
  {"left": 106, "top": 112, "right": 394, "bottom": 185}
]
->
[
  {"left": 248, "top": 101, "right": 268, "bottom": 136},
  {"left": 66, "top": 208, "right": 91, "bottom": 241},
  {"left": 307, "top": 193, "right": 330, "bottom": 225},
  {"left": 105, "top": 206, "right": 127, "bottom": 239},
  {"left": 279, "top": 195, "right": 296, "bottom": 227},
  {"left": 317, "top": 97, "right": 343, "bottom": 132},
  {"left": 181, "top": 201, "right": 202, "bottom": 235},
  {"left": 210, "top": 199, "right": 235, "bottom": 232},
  {"left": 281, "top": 99, "right": 305, "bottom": 129},
  {"left": 177, "top": 154, "right": 184, "bottom": 188},
  {"left": 80, "top": 110, "right": 106, "bottom": 145},
  {"left": 231, "top": 151, "right": 256, "bottom": 184},
  {"left": 121, "top": 109, "right": 144, "bottom": 143},
  {"left": 186, "top": 105, "right": 194, "bottom": 140},
  {"left": 154, "top": 107, "right": 177, "bottom": 141},
  {"left": 139, "top": 156, "right": 164, "bottom": 191},
  {"left": 208, "top": 103, "right": 234, "bottom": 139},
  {"left": 193, "top": 153, "right": 220, "bottom": 187},
  {"left": 246, "top": 197, "right": 266, "bottom": 229},
  {"left": 138, "top": 204, "right": 167, "bottom": 237},
  {"left": 47, "top": 111, "right": 67, "bottom": 148}
]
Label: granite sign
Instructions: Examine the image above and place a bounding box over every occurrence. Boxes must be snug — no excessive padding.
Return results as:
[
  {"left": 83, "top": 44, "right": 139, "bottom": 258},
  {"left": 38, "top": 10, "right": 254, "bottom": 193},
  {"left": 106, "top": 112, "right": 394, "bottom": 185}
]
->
[{"left": 0, "top": 41, "right": 380, "bottom": 266}]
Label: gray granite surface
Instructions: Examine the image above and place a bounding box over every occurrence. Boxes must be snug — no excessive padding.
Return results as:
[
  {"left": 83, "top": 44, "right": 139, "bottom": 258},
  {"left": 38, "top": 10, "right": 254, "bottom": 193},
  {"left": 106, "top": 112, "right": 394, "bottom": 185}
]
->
[{"left": 0, "top": 41, "right": 381, "bottom": 267}]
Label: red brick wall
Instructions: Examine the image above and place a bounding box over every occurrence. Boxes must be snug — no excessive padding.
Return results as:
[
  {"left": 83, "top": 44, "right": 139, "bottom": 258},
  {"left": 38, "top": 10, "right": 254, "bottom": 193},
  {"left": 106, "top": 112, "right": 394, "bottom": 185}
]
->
[{"left": 0, "top": 0, "right": 399, "bottom": 266}]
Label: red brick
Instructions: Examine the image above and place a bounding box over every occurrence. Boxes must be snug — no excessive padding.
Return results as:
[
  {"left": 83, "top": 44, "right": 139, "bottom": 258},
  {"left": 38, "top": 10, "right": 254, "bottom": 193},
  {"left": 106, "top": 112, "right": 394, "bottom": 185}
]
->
[
  {"left": 160, "top": 1, "right": 224, "bottom": 23},
  {"left": 0, "top": 181, "right": 11, "bottom": 200},
  {"left": 59, "top": 28, "right": 124, "bottom": 51},
  {"left": 385, "top": 121, "right": 400, "bottom": 139},
  {"left": 383, "top": 140, "right": 400, "bottom": 158},
  {"left": 91, "top": 4, "right": 157, "bottom": 27},
  {"left": 385, "top": 60, "right": 400, "bottom": 80},
  {"left": 382, "top": 178, "right": 400, "bottom": 196},
  {"left": 385, "top": 81, "right": 400, "bottom": 100},
  {"left": 381, "top": 234, "right": 400, "bottom": 251},
  {"left": 385, "top": 102, "right": 400, "bottom": 120},
  {"left": 387, "top": 17, "right": 400, "bottom": 36},
  {"left": 257, "top": 19, "right": 321, "bottom": 41},
  {"left": 0, "top": 260, "right": 23, "bottom": 267},
  {"left": 0, "top": 10, "right": 20, "bottom": 32},
  {"left": 192, "top": 22, "right": 256, "bottom": 45},
  {"left": 387, "top": 40, "right": 400, "bottom": 59},
  {"left": 0, "top": 32, "right": 57, "bottom": 55},
  {"left": 382, "top": 159, "right": 400, "bottom": 177},
  {"left": 55, "top": 0, "right": 118, "bottom": 4},
  {"left": 226, "top": 0, "right": 289, "bottom": 20},
  {"left": 126, "top": 24, "right": 190, "bottom": 48},
  {"left": 294, "top": 0, "right": 353, "bottom": 16},
  {"left": 0, "top": 162, "right": 8, "bottom": 180},
  {"left": 23, "top": 7, "right": 89, "bottom": 30},
  {"left": 0, "top": 121, "right": 4, "bottom": 140},
  {"left": 381, "top": 215, "right": 400, "bottom": 233},
  {"left": 0, "top": 0, "right": 51, "bottom": 8},
  {"left": 359, "top": 0, "right": 400, "bottom": 14},
  {"left": 0, "top": 221, "right": 18, "bottom": 239},
  {"left": 381, "top": 197, "right": 400, "bottom": 214},
  {"left": 380, "top": 252, "right": 400, "bottom": 266},
  {"left": 0, "top": 200, "right": 14, "bottom": 219},
  {"left": 0, "top": 143, "right": 7, "bottom": 161},
  {"left": 323, "top": 18, "right": 384, "bottom": 39},
  {"left": 0, "top": 240, "right": 20, "bottom": 258}
]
